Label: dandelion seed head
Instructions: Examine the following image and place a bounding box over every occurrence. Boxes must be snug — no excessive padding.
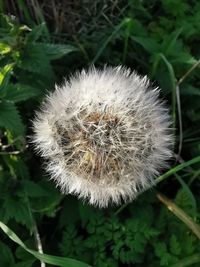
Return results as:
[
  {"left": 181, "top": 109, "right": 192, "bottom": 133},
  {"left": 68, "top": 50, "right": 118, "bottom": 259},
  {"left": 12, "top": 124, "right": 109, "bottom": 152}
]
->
[{"left": 32, "top": 66, "right": 173, "bottom": 207}]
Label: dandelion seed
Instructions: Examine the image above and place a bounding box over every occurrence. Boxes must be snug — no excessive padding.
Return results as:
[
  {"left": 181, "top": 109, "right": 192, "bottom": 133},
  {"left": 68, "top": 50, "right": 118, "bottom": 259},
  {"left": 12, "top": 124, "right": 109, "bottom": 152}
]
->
[{"left": 32, "top": 66, "right": 174, "bottom": 207}]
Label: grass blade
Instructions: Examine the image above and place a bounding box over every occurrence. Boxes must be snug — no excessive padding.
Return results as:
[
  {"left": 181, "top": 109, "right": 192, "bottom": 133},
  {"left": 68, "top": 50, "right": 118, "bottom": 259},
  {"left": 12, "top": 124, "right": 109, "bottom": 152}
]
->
[
  {"left": 155, "top": 155, "right": 200, "bottom": 184},
  {"left": 159, "top": 53, "right": 177, "bottom": 124},
  {"left": 92, "top": 18, "right": 130, "bottom": 63},
  {"left": 0, "top": 221, "right": 91, "bottom": 267}
]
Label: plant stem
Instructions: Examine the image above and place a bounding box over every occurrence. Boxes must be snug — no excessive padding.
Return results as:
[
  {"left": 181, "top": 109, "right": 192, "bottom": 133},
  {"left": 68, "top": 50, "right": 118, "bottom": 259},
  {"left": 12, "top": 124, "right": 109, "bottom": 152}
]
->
[{"left": 157, "top": 193, "right": 200, "bottom": 240}]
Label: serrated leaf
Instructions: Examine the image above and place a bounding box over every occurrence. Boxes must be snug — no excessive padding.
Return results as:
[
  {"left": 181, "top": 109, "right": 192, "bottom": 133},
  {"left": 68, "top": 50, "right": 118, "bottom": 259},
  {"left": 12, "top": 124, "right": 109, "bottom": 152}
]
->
[
  {"left": 157, "top": 193, "right": 200, "bottom": 240},
  {"left": 31, "top": 181, "right": 63, "bottom": 214},
  {"left": 169, "top": 235, "right": 181, "bottom": 256},
  {"left": 3, "top": 84, "right": 41, "bottom": 102},
  {"left": 20, "top": 43, "right": 54, "bottom": 78},
  {"left": 155, "top": 242, "right": 167, "bottom": 257},
  {"left": 37, "top": 43, "right": 78, "bottom": 60},
  {"left": 175, "top": 175, "right": 197, "bottom": 214},
  {"left": 27, "top": 23, "right": 48, "bottom": 42},
  {"left": 22, "top": 180, "right": 49, "bottom": 197},
  {"left": 0, "top": 101, "right": 25, "bottom": 135},
  {"left": 3, "top": 196, "right": 32, "bottom": 228}
]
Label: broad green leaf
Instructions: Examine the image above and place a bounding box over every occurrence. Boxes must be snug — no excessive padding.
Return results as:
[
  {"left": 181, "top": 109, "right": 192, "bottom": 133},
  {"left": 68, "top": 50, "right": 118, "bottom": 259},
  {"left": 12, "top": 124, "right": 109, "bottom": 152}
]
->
[
  {"left": 22, "top": 180, "right": 49, "bottom": 197},
  {"left": 0, "top": 101, "right": 25, "bottom": 135},
  {"left": 27, "top": 22, "right": 50, "bottom": 42},
  {"left": 161, "top": 28, "right": 183, "bottom": 55},
  {"left": 171, "top": 52, "right": 197, "bottom": 65},
  {"left": 0, "top": 42, "right": 11, "bottom": 54},
  {"left": 0, "top": 221, "right": 91, "bottom": 267},
  {"left": 3, "top": 196, "right": 32, "bottom": 228},
  {"left": 36, "top": 43, "right": 78, "bottom": 60},
  {"left": 27, "top": 24, "right": 42, "bottom": 41},
  {"left": 0, "top": 64, "right": 13, "bottom": 86},
  {"left": 131, "top": 36, "right": 160, "bottom": 54},
  {"left": 3, "top": 84, "right": 41, "bottom": 102},
  {"left": 20, "top": 43, "right": 54, "bottom": 78}
]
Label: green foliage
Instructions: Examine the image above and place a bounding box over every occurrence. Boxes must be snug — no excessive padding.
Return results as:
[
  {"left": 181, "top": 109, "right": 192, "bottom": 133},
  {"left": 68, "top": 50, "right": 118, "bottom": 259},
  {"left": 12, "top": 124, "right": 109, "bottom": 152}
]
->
[
  {"left": 0, "top": 101, "right": 25, "bottom": 135},
  {"left": 58, "top": 194, "right": 200, "bottom": 267},
  {"left": 0, "top": 1, "right": 200, "bottom": 267},
  {"left": 0, "top": 240, "right": 15, "bottom": 267}
]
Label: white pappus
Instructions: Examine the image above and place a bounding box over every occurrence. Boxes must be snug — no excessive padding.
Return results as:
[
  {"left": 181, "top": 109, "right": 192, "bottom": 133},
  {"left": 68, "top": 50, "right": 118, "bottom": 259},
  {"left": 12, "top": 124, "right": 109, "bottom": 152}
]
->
[{"left": 32, "top": 66, "right": 174, "bottom": 208}]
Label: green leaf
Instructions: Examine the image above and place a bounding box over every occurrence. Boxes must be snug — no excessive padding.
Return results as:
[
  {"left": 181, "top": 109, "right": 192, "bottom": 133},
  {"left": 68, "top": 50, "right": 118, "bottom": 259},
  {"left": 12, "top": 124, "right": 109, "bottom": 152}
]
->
[
  {"left": 171, "top": 253, "right": 200, "bottom": 267},
  {"left": 0, "top": 221, "right": 91, "bottom": 267},
  {"left": 181, "top": 85, "right": 200, "bottom": 96},
  {"left": 157, "top": 193, "right": 200, "bottom": 240},
  {"left": 0, "top": 63, "right": 13, "bottom": 86},
  {"left": 22, "top": 180, "right": 49, "bottom": 198},
  {"left": 131, "top": 36, "right": 160, "bottom": 54},
  {"left": 92, "top": 18, "right": 131, "bottom": 63},
  {"left": 155, "top": 242, "right": 173, "bottom": 266},
  {"left": 175, "top": 175, "right": 197, "bottom": 214},
  {"left": 20, "top": 43, "right": 54, "bottom": 78},
  {"left": 161, "top": 28, "right": 183, "bottom": 56},
  {"left": 37, "top": 43, "right": 78, "bottom": 60},
  {"left": 0, "top": 42, "right": 11, "bottom": 55},
  {"left": 3, "top": 196, "right": 32, "bottom": 228},
  {"left": 0, "top": 241, "right": 15, "bottom": 267},
  {"left": 26, "top": 23, "right": 45, "bottom": 42},
  {"left": 30, "top": 181, "right": 63, "bottom": 216},
  {"left": 3, "top": 84, "right": 41, "bottom": 102},
  {"left": 169, "top": 235, "right": 181, "bottom": 256},
  {"left": 27, "top": 22, "right": 50, "bottom": 42},
  {"left": 13, "top": 259, "right": 36, "bottom": 267},
  {"left": 171, "top": 52, "right": 197, "bottom": 65},
  {"left": 0, "top": 101, "right": 25, "bottom": 135},
  {"left": 159, "top": 53, "right": 177, "bottom": 123}
]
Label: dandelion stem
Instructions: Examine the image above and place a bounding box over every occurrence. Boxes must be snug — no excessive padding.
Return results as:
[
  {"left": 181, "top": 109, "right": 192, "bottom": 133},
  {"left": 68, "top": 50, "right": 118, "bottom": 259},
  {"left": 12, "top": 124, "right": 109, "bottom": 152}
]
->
[
  {"left": 20, "top": 160, "right": 46, "bottom": 267},
  {"left": 171, "top": 253, "right": 200, "bottom": 267},
  {"left": 157, "top": 192, "right": 200, "bottom": 240},
  {"left": 114, "top": 202, "right": 129, "bottom": 215},
  {"left": 32, "top": 220, "right": 46, "bottom": 267}
]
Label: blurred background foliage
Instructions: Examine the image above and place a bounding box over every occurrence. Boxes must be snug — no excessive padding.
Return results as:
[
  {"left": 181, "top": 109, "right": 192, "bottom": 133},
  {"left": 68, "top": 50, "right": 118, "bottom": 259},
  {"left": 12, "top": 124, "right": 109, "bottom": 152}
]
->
[{"left": 0, "top": 0, "right": 200, "bottom": 266}]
